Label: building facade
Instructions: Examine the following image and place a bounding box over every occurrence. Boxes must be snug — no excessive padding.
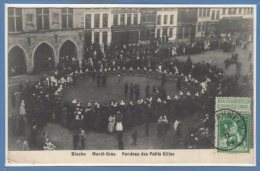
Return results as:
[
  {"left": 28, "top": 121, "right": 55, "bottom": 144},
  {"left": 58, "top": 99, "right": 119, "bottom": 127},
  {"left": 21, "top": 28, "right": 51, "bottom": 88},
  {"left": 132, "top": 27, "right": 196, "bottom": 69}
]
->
[
  {"left": 8, "top": 7, "right": 85, "bottom": 74},
  {"left": 155, "top": 8, "right": 178, "bottom": 42},
  {"left": 139, "top": 8, "right": 157, "bottom": 42},
  {"left": 8, "top": 7, "right": 254, "bottom": 76},
  {"left": 195, "top": 7, "right": 254, "bottom": 38},
  {"left": 110, "top": 8, "right": 141, "bottom": 44},
  {"left": 83, "top": 8, "right": 113, "bottom": 45},
  {"left": 176, "top": 8, "right": 198, "bottom": 43}
]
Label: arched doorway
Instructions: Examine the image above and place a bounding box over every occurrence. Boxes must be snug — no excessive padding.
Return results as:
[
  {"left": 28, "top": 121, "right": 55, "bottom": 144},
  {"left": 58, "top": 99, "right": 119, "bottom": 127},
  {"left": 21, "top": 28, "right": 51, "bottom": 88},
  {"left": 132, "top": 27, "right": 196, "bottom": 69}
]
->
[
  {"left": 8, "top": 46, "right": 27, "bottom": 76},
  {"left": 34, "top": 43, "right": 55, "bottom": 73},
  {"left": 59, "top": 40, "right": 77, "bottom": 59},
  {"left": 59, "top": 40, "right": 78, "bottom": 68}
]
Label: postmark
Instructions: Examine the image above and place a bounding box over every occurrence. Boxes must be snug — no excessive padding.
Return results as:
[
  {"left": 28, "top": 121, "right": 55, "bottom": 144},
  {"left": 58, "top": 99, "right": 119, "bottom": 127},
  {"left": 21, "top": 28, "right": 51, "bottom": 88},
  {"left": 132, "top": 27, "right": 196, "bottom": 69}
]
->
[{"left": 215, "top": 97, "right": 251, "bottom": 153}]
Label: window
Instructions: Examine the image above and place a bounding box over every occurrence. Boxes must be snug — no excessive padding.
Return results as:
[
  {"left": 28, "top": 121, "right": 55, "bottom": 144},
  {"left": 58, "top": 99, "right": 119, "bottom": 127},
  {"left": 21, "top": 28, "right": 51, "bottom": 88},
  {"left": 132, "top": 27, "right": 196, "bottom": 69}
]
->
[
  {"left": 170, "top": 15, "right": 174, "bottom": 24},
  {"left": 203, "top": 8, "right": 206, "bottom": 16},
  {"left": 94, "top": 14, "right": 100, "bottom": 28},
  {"left": 140, "top": 29, "right": 145, "bottom": 40},
  {"left": 134, "top": 14, "right": 138, "bottom": 24},
  {"left": 211, "top": 10, "right": 216, "bottom": 20},
  {"left": 198, "top": 22, "right": 201, "bottom": 31},
  {"left": 141, "top": 15, "right": 145, "bottom": 22},
  {"left": 8, "top": 8, "right": 15, "bottom": 32},
  {"left": 222, "top": 8, "right": 226, "bottom": 15},
  {"left": 8, "top": 8, "right": 22, "bottom": 32},
  {"left": 199, "top": 8, "right": 202, "bottom": 17},
  {"left": 228, "top": 8, "right": 232, "bottom": 14},
  {"left": 141, "top": 13, "right": 155, "bottom": 23},
  {"left": 62, "top": 8, "right": 73, "bottom": 29},
  {"left": 239, "top": 8, "right": 242, "bottom": 14},
  {"left": 205, "top": 22, "right": 208, "bottom": 32},
  {"left": 113, "top": 14, "right": 118, "bottom": 25},
  {"left": 26, "top": 14, "right": 33, "bottom": 23},
  {"left": 162, "top": 28, "right": 167, "bottom": 36},
  {"left": 103, "top": 13, "right": 108, "bottom": 27},
  {"left": 127, "top": 14, "right": 131, "bottom": 25},
  {"left": 169, "top": 28, "right": 173, "bottom": 37},
  {"left": 26, "top": 14, "right": 33, "bottom": 24},
  {"left": 141, "top": 14, "right": 149, "bottom": 23},
  {"left": 202, "top": 23, "right": 205, "bottom": 31},
  {"left": 206, "top": 8, "right": 210, "bottom": 16},
  {"left": 157, "top": 29, "right": 160, "bottom": 37},
  {"left": 102, "top": 32, "right": 107, "bottom": 44},
  {"left": 216, "top": 10, "right": 220, "bottom": 20},
  {"left": 233, "top": 8, "right": 237, "bottom": 14},
  {"left": 146, "top": 29, "right": 152, "bottom": 40},
  {"left": 94, "top": 32, "right": 99, "bottom": 43},
  {"left": 163, "top": 15, "right": 168, "bottom": 24},
  {"left": 157, "top": 15, "right": 161, "bottom": 25},
  {"left": 36, "top": 8, "right": 49, "bottom": 30},
  {"left": 52, "top": 13, "right": 59, "bottom": 24},
  {"left": 85, "top": 14, "right": 91, "bottom": 29},
  {"left": 151, "top": 13, "right": 156, "bottom": 23},
  {"left": 120, "top": 14, "right": 125, "bottom": 25},
  {"left": 184, "top": 27, "right": 188, "bottom": 38},
  {"left": 177, "top": 27, "right": 183, "bottom": 39}
]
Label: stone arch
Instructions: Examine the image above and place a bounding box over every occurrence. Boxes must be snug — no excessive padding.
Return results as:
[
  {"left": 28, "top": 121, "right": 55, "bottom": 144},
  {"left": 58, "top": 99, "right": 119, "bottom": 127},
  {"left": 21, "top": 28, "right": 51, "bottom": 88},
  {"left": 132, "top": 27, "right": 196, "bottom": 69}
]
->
[
  {"left": 58, "top": 39, "right": 78, "bottom": 62},
  {"left": 8, "top": 45, "right": 28, "bottom": 76},
  {"left": 32, "top": 42, "right": 56, "bottom": 73}
]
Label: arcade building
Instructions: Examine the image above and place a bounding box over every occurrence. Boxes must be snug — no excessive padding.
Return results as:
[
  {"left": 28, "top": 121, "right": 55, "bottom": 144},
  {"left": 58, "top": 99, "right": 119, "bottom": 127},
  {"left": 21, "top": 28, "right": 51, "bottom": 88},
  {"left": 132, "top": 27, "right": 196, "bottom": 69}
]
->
[
  {"left": 7, "top": 7, "right": 179, "bottom": 76},
  {"left": 7, "top": 7, "right": 253, "bottom": 77}
]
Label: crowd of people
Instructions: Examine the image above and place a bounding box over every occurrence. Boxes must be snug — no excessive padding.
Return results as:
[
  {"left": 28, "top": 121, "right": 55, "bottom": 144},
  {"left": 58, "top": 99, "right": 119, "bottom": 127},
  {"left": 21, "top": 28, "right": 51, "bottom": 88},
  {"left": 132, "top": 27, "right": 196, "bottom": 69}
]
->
[{"left": 10, "top": 36, "right": 253, "bottom": 150}]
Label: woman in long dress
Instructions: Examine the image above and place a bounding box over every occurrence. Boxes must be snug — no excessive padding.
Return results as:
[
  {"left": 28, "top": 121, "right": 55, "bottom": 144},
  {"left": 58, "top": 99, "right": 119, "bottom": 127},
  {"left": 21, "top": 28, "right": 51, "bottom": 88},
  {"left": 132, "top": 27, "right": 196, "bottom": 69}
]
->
[
  {"left": 115, "top": 111, "right": 123, "bottom": 132},
  {"left": 157, "top": 116, "right": 163, "bottom": 137},
  {"left": 19, "top": 100, "right": 26, "bottom": 136},
  {"left": 161, "top": 115, "right": 169, "bottom": 138},
  {"left": 115, "top": 111, "right": 124, "bottom": 149},
  {"left": 19, "top": 100, "right": 26, "bottom": 117},
  {"left": 107, "top": 114, "right": 116, "bottom": 133}
]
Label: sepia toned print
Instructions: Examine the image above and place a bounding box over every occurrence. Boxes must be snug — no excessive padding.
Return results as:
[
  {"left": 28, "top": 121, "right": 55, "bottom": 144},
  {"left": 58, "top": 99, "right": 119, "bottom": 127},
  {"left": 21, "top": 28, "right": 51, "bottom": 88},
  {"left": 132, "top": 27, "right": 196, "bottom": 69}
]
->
[{"left": 6, "top": 4, "right": 256, "bottom": 166}]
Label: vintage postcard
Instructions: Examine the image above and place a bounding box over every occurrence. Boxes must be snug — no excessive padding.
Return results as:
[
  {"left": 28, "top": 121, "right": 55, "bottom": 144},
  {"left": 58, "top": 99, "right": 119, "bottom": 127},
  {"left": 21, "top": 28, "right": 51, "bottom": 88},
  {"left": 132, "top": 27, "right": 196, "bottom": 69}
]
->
[{"left": 5, "top": 4, "right": 256, "bottom": 166}]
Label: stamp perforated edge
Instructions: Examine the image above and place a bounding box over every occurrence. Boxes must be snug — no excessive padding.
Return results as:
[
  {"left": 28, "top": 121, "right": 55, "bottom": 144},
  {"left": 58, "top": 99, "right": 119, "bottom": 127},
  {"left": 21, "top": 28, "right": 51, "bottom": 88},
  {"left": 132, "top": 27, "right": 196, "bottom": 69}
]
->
[{"left": 215, "top": 97, "right": 252, "bottom": 153}]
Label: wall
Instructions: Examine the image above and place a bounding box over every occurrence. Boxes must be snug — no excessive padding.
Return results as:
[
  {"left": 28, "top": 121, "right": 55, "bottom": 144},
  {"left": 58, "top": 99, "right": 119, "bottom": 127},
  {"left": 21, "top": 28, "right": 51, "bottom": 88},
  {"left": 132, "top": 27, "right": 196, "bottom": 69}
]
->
[
  {"left": 155, "top": 9, "right": 178, "bottom": 41},
  {"left": 8, "top": 29, "right": 84, "bottom": 73}
]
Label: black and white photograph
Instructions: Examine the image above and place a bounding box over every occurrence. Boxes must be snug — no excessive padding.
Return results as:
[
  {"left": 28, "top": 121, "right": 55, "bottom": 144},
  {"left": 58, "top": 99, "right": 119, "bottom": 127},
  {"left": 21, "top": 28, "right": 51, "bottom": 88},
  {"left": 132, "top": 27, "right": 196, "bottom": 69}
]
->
[{"left": 6, "top": 4, "right": 256, "bottom": 165}]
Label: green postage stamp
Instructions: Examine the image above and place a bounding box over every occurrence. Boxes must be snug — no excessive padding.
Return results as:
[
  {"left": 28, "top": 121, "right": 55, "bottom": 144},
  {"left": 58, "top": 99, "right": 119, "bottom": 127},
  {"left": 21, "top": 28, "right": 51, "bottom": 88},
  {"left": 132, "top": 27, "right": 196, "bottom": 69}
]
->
[{"left": 215, "top": 97, "right": 251, "bottom": 153}]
